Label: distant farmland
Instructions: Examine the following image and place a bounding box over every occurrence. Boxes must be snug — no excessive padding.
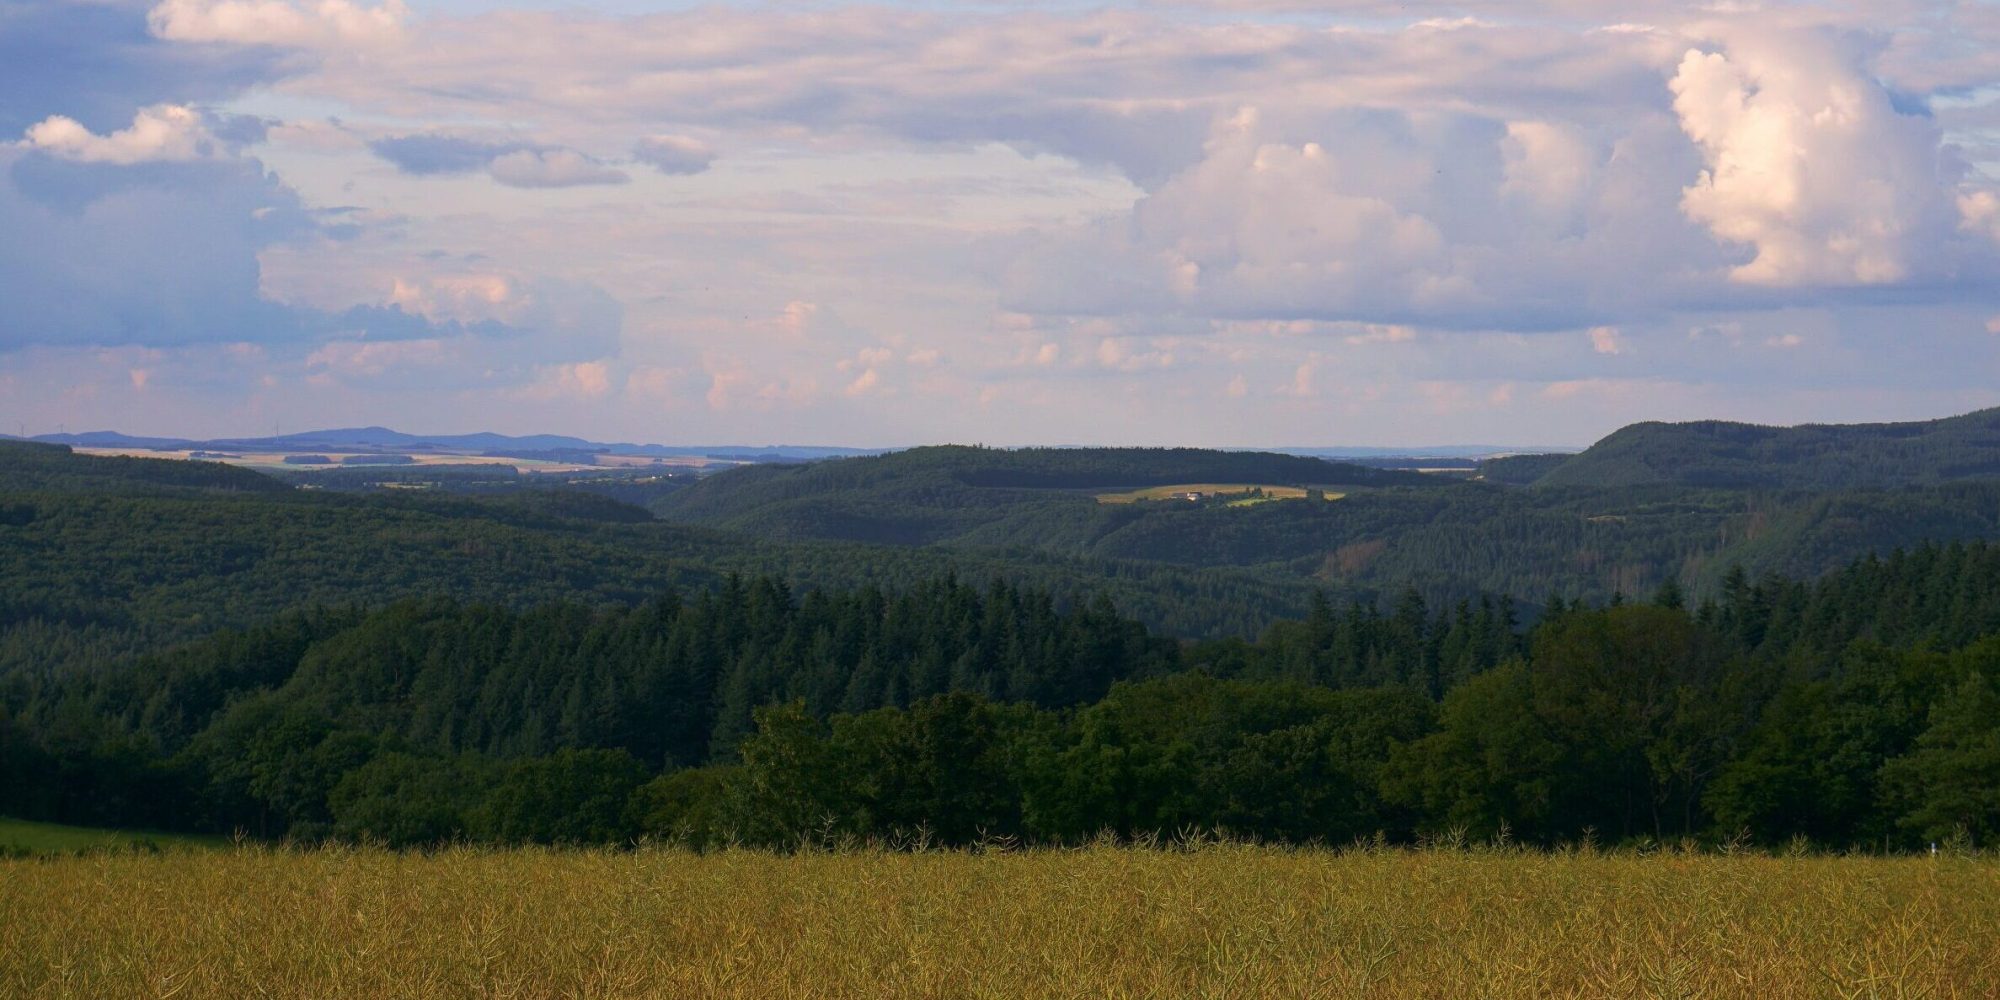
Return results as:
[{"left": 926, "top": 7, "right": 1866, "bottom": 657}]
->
[{"left": 1095, "top": 483, "right": 1347, "bottom": 505}]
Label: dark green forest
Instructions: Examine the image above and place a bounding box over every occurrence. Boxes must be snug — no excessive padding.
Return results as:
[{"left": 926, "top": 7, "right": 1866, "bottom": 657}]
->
[
  {"left": 651, "top": 441, "right": 2000, "bottom": 605},
  {"left": 4, "top": 545, "right": 1999, "bottom": 850},
  {"left": 5, "top": 420, "right": 2000, "bottom": 852},
  {"left": 1531, "top": 406, "right": 2000, "bottom": 490}
]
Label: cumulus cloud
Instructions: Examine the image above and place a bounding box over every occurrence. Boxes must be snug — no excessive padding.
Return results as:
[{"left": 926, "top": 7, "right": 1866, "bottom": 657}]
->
[
  {"left": 1500, "top": 120, "right": 1595, "bottom": 232},
  {"left": 21, "top": 105, "right": 220, "bottom": 164},
  {"left": 1961, "top": 191, "right": 2000, "bottom": 244},
  {"left": 147, "top": 0, "right": 409, "bottom": 49},
  {"left": 0, "top": 0, "right": 283, "bottom": 137},
  {"left": 1004, "top": 102, "right": 1714, "bottom": 330},
  {"left": 11, "top": 0, "right": 2000, "bottom": 442},
  {"left": 843, "top": 367, "right": 880, "bottom": 396},
  {"left": 306, "top": 336, "right": 454, "bottom": 379},
  {"left": 212, "top": 6, "right": 1685, "bottom": 185},
  {"left": 0, "top": 148, "right": 307, "bottom": 348},
  {"left": 631, "top": 135, "right": 714, "bottom": 176},
  {"left": 0, "top": 136, "right": 621, "bottom": 370},
  {"left": 523, "top": 360, "right": 612, "bottom": 399},
  {"left": 1670, "top": 27, "right": 1960, "bottom": 286}
]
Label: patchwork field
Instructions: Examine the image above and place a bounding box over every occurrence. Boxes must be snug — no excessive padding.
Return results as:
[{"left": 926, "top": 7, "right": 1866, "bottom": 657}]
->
[
  {"left": 73, "top": 447, "right": 727, "bottom": 474},
  {"left": 3, "top": 845, "right": 1994, "bottom": 998},
  {"left": 1095, "top": 483, "right": 1347, "bottom": 505}
]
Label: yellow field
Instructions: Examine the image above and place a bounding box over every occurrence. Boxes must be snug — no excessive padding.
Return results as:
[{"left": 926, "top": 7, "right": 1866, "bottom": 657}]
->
[
  {"left": 1095, "top": 483, "right": 1346, "bottom": 505},
  {"left": 4, "top": 845, "right": 1996, "bottom": 998}
]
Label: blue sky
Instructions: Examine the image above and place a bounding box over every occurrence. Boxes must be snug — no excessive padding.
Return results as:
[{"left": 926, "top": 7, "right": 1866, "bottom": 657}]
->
[{"left": 3, "top": 0, "right": 1999, "bottom": 446}]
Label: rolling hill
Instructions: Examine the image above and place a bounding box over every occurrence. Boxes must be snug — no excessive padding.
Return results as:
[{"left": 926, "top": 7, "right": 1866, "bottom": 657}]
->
[
  {"left": 648, "top": 445, "right": 1433, "bottom": 543},
  {"left": 1530, "top": 408, "right": 2000, "bottom": 490}
]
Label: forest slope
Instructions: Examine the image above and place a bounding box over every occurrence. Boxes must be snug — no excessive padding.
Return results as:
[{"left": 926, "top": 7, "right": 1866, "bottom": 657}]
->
[
  {"left": 1534, "top": 407, "right": 2000, "bottom": 490},
  {"left": 647, "top": 436, "right": 2000, "bottom": 607}
]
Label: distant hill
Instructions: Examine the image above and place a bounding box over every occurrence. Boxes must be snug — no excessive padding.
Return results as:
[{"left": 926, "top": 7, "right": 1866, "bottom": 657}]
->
[
  {"left": 0, "top": 440, "right": 288, "bottom": 495},
  {"left": 1529, "top": 408, "right": 2000, "bottom": 490},
  {"left": 650, "top": 445, "right": 1436, "bottom": 544},
  {"left": 0, "top": 442, "right": 1331, "bottom": 653},
  {"left": 15, "top": 427, "right": 883, "bottom": 462},
  {"left": 1479, "top": 453, "right": 1573, "bottom": 486},
  {"left": 17, "top": 413, "right": 2000, "bottom": 650}
]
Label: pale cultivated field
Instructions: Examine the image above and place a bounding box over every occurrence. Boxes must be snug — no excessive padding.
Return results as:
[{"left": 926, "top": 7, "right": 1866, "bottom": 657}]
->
[
  {"left": 73, "top": 447, "right": 727, "bottom": 475},
  {"left": 3, "top": 844, "right": 1995, "bottom": 998},
  {"left": 1094, "top": 483, "right": 1347, "bottom": 505}
]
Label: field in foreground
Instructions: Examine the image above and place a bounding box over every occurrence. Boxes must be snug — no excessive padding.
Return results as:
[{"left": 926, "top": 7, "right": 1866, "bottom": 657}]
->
[{"left": 4, "top": 846, "right": 1997, "bottom": 998}]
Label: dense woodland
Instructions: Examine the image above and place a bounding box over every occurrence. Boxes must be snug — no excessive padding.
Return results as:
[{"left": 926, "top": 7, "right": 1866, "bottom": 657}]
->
[
  {"left": 4, "top": 545, "right": 1999, "bottom": 850},
  {"left": 1532, "top": 407, "right": 2000, "bottom": 490},
  {"left": 4, "top": 426, "right": 2000, "bottom": 851}
]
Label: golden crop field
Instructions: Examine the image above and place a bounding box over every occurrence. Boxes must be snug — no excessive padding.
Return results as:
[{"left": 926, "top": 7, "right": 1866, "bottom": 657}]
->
[
  {"left": 4, "top": 844, "right": 1996, "bottom": 999},
  {"left": 1094, "top": 484, "right": 1346, "bottom": 505}
]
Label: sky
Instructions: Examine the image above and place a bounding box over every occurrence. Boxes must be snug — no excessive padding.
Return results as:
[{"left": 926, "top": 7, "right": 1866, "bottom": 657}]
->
[{"left": 3, "top": 0, "right": 1999, "bottom": 447}]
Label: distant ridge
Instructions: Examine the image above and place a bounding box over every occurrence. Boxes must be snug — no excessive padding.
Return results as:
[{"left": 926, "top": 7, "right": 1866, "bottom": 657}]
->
[
  {"left": 1530, "top": 407, "right": 2000, "bottom": 490},
  {"left": 6, "top": 427, "right": 1572, "bottom": 463},
  {"left": 11, "top": 427, "right": 884, "bottom": 462}
]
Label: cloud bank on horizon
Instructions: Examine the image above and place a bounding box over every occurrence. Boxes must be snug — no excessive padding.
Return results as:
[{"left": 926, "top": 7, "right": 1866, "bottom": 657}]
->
[{"left": 2, "top": 0, "right": 1998, "bottom": 446}]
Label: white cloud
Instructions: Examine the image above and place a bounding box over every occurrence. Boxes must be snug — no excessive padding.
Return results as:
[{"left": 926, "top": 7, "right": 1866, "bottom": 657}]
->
[
  {"left": 776, "top": 301, "right": 820, "bottom": 337},
  {"left": 388, "top": 274, "right": 513, "bottom": 323},
  {"left": 1500, "top": 120, "right": 1595, "bottom": 230},
  {"left": 556, "top": 361, "right": 611, "bottom": 398},
  {"left": 486, "top": 148, "right": 629, "bottom": 188},
  {"left": 1670, "top": 27, "right": 1958, "bottom": 286},
  {"left": 306, "top": 337, "right": 454, "bottom": 378},
  {"left": 21, "top": 105, "right": 217, "bottom": 164},
  {"left": 1961, "top": 191, "right": 2000, "bottom": 244},
  {"left": 1588, "top": 325, "right": 1625, "bottom": 354},
  {"left": 17, "top": 1, "right": 2000, "bottom": 444},
  {"left": 844, "top": 367, "right": 881, "bottom": 396},
  {"left": 147, "top": 0, "right": 408, "bottom": 48},
  {"left": 1344, "top": 324, "right": 1418, "bottom": 346}
]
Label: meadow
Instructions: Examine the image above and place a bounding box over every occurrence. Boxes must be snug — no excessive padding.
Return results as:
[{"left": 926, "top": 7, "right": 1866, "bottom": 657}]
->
[
  {"left": 1094, "top": 483, "right": 1346, "bottom": 505},
  {"left": 3, "top": 844, "right": 1995, "bottom": 998},
  {"left": 0, "top": 817, "right": 225, "bottom": 856}
]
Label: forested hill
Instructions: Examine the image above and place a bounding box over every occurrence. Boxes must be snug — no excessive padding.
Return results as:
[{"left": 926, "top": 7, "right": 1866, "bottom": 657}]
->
[
  {"left": 0, "top": 442, "right": 1329, "bottom": 674},
  {"left": 0, "top": 440, "right": 288, "bottom": 495},
  {"left": 651, "top": 444, "right": 1434, "bottom": 540},
  {"left": 1532, "top": 407, "right": 2000, "bottom": 490},
  {"left": 661, "top": 446, "right": 1425, "bottom": 513}
]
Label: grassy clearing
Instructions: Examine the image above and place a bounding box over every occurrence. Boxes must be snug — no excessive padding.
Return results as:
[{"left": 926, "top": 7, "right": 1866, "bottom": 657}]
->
[
  {"left": 0, "top": 817, "right": 226, "bottom": 856},
  {"left": 1095, "top": 483, "right": 1346, "bottom": 505},
  {"left": 3, "top": 845, "right": 1995, "bottom": 998}
]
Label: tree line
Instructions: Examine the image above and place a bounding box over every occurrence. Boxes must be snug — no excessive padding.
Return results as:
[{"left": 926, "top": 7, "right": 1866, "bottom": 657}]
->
[{"left": 4, "top": 543, "right": 1999, "bottom": 850}]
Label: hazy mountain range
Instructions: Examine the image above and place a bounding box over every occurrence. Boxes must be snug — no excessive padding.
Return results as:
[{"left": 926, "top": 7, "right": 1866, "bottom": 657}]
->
[{"left": 2, "top": 427, "right": 1570, "bottom": 462}]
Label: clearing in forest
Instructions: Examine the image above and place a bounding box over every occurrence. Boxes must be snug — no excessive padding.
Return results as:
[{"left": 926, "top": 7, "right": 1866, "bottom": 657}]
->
[
  {"left": 1094, "top": 483, "right": 1347, "bottom": 505},
  {"left": 0, "top": 817, "right": 226, "bottom": 856}
]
